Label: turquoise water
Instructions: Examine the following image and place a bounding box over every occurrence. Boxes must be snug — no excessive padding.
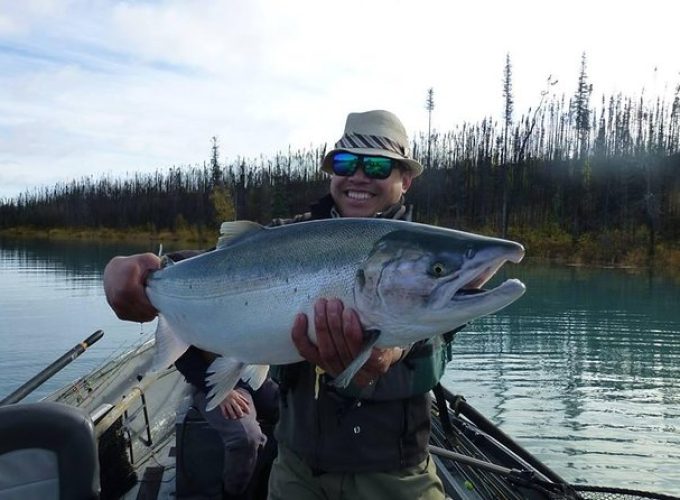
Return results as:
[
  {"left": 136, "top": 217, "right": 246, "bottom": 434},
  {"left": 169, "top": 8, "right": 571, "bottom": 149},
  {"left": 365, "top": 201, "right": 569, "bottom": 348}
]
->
[
  {"left": 1, "top": 237, "right": 679, "bottom": 495},
  {"left": 442, "top": 263, "right": 680, "bottom": 495}
]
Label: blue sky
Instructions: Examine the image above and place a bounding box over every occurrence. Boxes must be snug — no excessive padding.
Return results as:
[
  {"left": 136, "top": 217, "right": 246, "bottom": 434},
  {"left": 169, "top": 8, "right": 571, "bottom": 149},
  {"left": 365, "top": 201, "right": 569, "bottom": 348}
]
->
[{"left": 1, "top": 0, "right": 678, "bottom": 199}]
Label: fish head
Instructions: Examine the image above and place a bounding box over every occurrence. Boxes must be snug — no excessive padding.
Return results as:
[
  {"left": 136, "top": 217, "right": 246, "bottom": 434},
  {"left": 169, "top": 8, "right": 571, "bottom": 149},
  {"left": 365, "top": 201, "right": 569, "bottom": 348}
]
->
[{"left": 354, "top": 224, "right": 526, "bottom": 344}]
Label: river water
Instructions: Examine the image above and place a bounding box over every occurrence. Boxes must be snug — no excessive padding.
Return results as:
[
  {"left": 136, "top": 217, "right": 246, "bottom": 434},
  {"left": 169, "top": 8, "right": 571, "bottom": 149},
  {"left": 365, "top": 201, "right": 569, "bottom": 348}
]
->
[{"left": 0, "top": 236, "right": 678, "bottom": 495}]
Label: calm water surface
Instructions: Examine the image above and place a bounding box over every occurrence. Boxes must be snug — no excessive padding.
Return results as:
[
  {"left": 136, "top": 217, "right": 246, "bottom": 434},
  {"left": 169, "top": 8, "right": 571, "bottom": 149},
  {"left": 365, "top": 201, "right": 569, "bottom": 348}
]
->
[
  {"left": 1, "top": 237, "right": 679, "bottom": 496},
  {"left": 0, "top": 237, "right": 169, "bottom": 399},
  {"left": 442, "top": 263, "right": 680, "bottom": 495}
]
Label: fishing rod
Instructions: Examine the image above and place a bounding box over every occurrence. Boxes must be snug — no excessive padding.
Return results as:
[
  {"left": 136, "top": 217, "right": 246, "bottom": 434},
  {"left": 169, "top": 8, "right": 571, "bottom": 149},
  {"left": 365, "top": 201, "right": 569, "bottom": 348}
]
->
[{"left": 0, "top": 330, "right": 104, "bottom": 406}]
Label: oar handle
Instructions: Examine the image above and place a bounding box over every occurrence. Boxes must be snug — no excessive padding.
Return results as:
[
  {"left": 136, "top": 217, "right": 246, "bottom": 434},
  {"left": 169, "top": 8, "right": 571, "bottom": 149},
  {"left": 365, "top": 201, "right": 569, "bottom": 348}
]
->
[
  {"left": 428, "top": 444, "right": 512, "bottom": 476},
  {"left": 0, "top": 330, "right": 105, "bottom": 406}
]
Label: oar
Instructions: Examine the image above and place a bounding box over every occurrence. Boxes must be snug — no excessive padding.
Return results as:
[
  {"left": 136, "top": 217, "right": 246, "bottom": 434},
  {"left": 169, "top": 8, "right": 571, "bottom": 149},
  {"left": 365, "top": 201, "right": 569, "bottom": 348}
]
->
[
  {"left": 428, "top": 445, "right": 581, "bottom": 498},
  {"left": 0, "top": 330, "right": 104, "bottom": 406},
  {"left": 428, "top": 444, "right": 515, "bottom": 476}
]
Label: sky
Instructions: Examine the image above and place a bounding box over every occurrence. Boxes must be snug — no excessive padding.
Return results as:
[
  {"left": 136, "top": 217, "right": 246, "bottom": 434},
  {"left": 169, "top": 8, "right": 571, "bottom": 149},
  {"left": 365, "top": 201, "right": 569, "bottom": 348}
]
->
[{"left": 1, "top": 0, "right": 678, "bottom": 200}]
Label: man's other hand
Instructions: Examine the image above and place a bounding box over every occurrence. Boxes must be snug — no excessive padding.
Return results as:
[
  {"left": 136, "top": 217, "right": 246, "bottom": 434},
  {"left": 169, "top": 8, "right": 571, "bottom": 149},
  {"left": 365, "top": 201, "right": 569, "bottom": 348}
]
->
[{"left": 103, "top": 253, "right": 161, "bottom": 322}]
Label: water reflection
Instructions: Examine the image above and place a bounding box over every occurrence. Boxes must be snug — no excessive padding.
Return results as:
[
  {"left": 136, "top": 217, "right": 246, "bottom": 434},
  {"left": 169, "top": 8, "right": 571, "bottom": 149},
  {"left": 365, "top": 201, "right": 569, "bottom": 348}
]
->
[
  {"left": 0, "top": 236, "right": 179, "bottom": 280},
  {"left": 0, "top": 236, "right": 167, "bottom": 402},
  {"left": 1, "top": 239, "right": 679, "bottom": 495},
  {"left": 443, "top": 261, "right": 680, "bottom": 494}
]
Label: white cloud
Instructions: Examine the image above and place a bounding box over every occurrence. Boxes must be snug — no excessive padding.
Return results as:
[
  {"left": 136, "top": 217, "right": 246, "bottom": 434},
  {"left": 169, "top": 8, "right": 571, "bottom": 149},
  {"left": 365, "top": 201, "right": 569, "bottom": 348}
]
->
[{"left": 0, "top": 0, "right": 679, "bottom": 199}]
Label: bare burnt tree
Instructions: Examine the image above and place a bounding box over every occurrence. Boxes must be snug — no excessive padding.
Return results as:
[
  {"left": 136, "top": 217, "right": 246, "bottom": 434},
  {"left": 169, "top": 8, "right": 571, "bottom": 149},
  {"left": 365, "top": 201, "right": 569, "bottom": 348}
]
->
[{"left": 2, "top": 58, "right": 679, "bottom": 264}]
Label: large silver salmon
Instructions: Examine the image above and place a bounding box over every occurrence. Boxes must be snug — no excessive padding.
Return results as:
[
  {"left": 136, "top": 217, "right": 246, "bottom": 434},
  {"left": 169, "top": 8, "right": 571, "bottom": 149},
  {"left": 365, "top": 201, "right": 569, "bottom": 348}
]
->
[{"left": 146, "top": 218, "right": 526, "bottom": 409}]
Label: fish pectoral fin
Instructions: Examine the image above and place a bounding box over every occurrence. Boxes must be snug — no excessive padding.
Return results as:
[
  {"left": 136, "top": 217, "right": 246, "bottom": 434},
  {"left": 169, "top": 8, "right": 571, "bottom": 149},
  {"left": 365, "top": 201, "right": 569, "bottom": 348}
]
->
[
  {"left": 330, "top": 329, "right": 381, "bottom": 389},
  {"left": 217, "top": 221, "right": 264, "bottom": 248},
  {"left": 240, "top": 365, "right": 270, "bottom": 391},
  {"left": 152, "top": 315, "right": 190, "bottom": 372},
  {"left": 205, "top": 357, "right": 245, "bottom": 411}
]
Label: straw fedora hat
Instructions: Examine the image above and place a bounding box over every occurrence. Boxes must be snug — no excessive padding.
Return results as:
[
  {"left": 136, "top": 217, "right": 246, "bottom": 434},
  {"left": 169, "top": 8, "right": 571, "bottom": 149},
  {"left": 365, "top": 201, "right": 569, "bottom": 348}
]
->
[{"left": 321, "top": 110, "right": 423, "bottom": 177}]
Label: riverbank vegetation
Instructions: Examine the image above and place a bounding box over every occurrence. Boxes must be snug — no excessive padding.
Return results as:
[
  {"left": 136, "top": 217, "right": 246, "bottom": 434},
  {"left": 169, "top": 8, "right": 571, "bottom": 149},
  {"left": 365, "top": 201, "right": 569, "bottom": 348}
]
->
[{"left": 2, "top": 54, "right": 679, "bottom": 270}]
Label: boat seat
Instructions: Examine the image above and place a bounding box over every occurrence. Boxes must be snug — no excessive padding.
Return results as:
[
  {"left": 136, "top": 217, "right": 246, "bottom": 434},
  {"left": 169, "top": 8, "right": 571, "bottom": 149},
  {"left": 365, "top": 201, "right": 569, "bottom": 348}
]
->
[{"left": 0, "top": 401, "right": 100, "bottom": 500}]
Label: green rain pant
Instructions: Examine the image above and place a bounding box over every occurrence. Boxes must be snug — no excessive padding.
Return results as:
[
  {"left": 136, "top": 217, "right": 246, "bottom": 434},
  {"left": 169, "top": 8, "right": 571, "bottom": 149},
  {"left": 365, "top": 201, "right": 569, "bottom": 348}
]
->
[{"left": 268, "top": 444, "right": 445, "bottom": 500}]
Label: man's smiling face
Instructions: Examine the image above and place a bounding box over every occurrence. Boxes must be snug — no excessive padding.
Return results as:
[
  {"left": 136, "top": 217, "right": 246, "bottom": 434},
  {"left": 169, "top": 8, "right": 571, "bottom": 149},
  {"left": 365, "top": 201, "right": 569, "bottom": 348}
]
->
[{"left": 330, "top": 164, "right": 413, "bottom": 217}]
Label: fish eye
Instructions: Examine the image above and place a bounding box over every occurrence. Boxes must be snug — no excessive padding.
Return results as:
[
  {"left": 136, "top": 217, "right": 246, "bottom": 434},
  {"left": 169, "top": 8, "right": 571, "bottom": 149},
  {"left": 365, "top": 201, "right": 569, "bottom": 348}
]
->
[
  {"left": 430, "top": 262, "right": 446, "bottom": 277},
  {"left": 465, "top": 248, "right": 476, "bottom": 260}
]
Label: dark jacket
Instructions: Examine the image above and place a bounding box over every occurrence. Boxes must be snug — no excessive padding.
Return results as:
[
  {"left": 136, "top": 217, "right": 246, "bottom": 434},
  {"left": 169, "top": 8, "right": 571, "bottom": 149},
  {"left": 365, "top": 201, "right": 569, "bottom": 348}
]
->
[{"left": 271, "top": 194, "right": 450, "bottom": 473}]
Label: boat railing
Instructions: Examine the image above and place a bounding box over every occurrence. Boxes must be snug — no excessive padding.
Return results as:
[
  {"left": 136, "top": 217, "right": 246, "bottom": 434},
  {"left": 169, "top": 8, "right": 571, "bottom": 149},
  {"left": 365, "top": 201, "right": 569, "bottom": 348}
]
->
[
  {"left": 93, "top": 369, "right": 167, "bottom": 437},
  {"left": 92, "top": 367, "right": 183, "bottom": 465},
  {"left": 430, "top": 384, "right": 680, "bottom": 500}
]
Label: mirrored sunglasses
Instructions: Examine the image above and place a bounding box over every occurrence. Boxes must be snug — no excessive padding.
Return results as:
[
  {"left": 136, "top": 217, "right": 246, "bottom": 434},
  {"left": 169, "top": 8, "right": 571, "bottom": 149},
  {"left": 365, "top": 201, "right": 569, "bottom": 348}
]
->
[{"left": 331, "top": 152, "right": 396, "bottom": 180}]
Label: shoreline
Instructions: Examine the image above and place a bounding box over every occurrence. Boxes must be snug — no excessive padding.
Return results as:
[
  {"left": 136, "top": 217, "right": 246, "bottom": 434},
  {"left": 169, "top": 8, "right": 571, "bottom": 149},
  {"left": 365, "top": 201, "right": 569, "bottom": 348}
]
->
[
  {"left": 0, "top": 226, "right": 214, "bottom": 246},
  {"left": 1, "top": 225, "right": 678, "bottom": 275}
]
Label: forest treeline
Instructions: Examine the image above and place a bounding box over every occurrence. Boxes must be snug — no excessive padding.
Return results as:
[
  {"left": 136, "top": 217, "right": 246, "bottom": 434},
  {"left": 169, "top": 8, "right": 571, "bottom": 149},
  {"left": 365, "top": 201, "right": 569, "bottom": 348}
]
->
[{"left": 2, "top": 55, "right": 679, "bottom": 265}]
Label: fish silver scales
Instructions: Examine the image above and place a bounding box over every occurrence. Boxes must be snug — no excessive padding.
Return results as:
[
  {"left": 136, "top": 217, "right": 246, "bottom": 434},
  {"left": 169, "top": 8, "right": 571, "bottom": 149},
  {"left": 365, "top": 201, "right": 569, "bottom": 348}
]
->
[{"left": 145, "top": 218, "right": 526, "bottom": 408}]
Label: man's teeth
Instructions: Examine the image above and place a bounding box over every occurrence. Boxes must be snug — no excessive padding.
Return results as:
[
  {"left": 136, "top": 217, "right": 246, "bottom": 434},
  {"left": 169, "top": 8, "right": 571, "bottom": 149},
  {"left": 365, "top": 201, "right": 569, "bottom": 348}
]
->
[{"left": 347, "top": 191, "right": 372, "bottom": 200}]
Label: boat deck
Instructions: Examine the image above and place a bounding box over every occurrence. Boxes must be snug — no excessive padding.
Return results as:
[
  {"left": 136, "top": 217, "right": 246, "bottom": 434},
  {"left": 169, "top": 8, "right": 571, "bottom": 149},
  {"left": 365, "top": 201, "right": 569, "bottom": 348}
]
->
[{"left": 30, "top": 339, "right": 678, "bottom": 500}]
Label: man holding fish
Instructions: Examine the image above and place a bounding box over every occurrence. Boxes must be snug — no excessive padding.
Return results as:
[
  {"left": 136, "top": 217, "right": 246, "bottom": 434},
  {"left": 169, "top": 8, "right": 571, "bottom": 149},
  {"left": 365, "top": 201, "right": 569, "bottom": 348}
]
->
[{"left": 104, "top": 110, "right": 525, "bottom": 499}]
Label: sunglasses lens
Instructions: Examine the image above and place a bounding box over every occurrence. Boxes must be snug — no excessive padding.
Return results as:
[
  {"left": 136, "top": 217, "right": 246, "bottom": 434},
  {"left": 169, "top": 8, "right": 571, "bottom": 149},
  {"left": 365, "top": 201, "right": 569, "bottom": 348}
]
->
[
  {"left": 331, "top": 152, "right": 359, "bottom": 176},
  {"left": 362, "top": 156, "right": 394, "bottom": 179}
]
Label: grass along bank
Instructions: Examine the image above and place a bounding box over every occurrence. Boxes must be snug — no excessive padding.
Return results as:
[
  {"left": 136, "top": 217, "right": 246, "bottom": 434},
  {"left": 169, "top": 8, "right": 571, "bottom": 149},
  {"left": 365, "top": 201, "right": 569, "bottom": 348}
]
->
[
  {"left": 2, "top": 223, "right": 679, "bottom": 276},
  {"left": 0, "top": 225, "right": 216, "bottom": 247}
]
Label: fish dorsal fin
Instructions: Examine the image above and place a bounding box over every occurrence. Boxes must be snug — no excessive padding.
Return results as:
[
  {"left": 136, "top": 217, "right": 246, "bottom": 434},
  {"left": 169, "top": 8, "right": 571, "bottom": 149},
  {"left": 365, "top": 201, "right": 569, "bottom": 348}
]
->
[{"left": 217, "top": 221, "right": 264, "bottom": 248}]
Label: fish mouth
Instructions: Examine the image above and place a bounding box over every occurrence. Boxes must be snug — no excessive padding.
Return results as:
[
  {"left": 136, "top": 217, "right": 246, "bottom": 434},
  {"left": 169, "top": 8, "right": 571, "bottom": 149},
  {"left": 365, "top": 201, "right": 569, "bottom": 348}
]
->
[
  {"left": 455, "top": 288, "right": 487, "bottom": 297},
  {"left": 452, "top": 247, "right": 525, "bottom": 301},
  {"left": 452, "top": 278, "right": 525, "bottom": 301}
]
